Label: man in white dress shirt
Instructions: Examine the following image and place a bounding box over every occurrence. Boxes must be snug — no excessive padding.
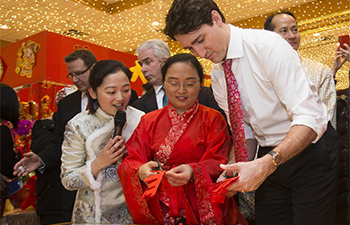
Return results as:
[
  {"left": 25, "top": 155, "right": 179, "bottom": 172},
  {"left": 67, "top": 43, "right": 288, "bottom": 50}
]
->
[
  {"left": 132, "top": 39, "right": 169, "bottom": 112},
  {"left": 164, "top": 0, "right": 340, "bottom": 224}
]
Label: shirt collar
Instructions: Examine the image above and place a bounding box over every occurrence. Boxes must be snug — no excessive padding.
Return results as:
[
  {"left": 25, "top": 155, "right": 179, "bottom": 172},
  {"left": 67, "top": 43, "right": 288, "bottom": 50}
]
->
[
  {"left": 81, "top": 91, "right": 87, "bottom": 98},
  {"left": 225, "top": 24, "right": 244, "bottom": 60},
  {"left": 154, "top": 85, "right": 163, "bottom": 94}
]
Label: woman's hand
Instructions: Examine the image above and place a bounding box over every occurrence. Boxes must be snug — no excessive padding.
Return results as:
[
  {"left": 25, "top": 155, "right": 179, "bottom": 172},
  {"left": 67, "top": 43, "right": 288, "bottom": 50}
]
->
[
  {"left": 91, "top": 136, "right": 125, "bottom": 178},
  {"left": 138, "top": 161, "right": 160, "bottom": 183},
  {"left": 165, "top": 164, "right": 193, "bottom": 187}
]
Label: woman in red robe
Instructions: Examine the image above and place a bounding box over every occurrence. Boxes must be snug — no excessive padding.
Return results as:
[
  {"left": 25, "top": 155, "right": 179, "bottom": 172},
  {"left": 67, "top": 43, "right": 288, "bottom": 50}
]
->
[{"left": 118, "top": 53, "right": 246, "bottom": 225}]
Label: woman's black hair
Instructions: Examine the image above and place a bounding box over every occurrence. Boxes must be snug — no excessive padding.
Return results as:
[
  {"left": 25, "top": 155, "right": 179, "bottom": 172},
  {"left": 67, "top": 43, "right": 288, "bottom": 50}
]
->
[
  {"left": 0, "top": 83, "right": 20, "bottom": 128},
  {"left": 88, "top": 60, "right": 132, "bottom": 114},
  {"left": 161, "top": 53, "right": 204, "bottom": 83}
]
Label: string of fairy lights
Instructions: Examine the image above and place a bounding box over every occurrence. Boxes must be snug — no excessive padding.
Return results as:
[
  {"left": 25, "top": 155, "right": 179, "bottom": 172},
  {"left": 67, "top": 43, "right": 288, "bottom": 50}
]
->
[{"left": 0, "top": 0, "right": 349, "bottom": 89}]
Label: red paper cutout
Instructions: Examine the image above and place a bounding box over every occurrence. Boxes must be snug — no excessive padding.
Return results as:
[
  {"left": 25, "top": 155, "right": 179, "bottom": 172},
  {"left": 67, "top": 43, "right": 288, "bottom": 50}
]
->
[
  {"left": 141, "top": 170, "right": 166, "bottom": 200},
  {"left": 212, "top": 176, "right": 239, "bottom": 203},
  {"left": 213, "top": 176, "right": 239, "bottom": 193}
]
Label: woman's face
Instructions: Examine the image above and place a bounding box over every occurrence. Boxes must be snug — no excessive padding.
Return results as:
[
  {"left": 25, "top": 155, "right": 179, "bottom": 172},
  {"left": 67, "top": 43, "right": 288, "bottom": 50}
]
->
[
  {"left": 164, "top": 62, "right": 201, "bottom": 115},
  {"left": 89, "top": 71, "right": 131, "bottom": 116}
]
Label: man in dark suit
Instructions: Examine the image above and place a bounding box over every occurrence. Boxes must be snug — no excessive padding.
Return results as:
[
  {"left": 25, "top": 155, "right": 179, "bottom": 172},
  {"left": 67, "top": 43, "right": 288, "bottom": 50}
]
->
[
  {"left": 132, "top": 39, "right": 224, "bottom": 115},
  {"left": 14, "top": 49, "right": 97, "bottom": 224}
]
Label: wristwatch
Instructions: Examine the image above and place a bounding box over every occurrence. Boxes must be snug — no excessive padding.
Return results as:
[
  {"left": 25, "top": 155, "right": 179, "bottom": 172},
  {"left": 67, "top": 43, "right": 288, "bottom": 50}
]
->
[{"left": 267, "top": 150, "right": 282, "bottom": 166}]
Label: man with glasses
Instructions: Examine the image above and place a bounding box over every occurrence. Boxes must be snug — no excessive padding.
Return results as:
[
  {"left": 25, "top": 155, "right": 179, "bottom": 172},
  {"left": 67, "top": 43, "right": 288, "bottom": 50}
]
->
[
  {"left": 14, "top": 49, "right": 97, "bottom": 224},
  {"left": 132, "top": 39, "right": 224, "bottom": 116}
]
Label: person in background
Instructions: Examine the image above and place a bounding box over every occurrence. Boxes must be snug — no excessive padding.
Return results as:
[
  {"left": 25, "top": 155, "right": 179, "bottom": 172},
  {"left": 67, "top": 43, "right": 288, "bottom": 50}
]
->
[
  {"left": 264, "top": 11, "right": 342, "bottom": 129},
  {"left": 60, "top": 60, "right": 144, "bottom": 223},
  {"left": 118, "top": 53, "right": 246, "bottom": 225},
  {"left": 132, "top": 39, "right": 224, "bottom": 117},
  {"left": 0, "top": 83, "right": 21, "bottom": 218},
  {"left": 164, "top": 0, "right": 340, "bottom": 224},
  {"left": 14, "top": 49, "right": 98, "bottom": 223},
  {"left": 29, "top": 86, "right": 76, "bottom": 224}
]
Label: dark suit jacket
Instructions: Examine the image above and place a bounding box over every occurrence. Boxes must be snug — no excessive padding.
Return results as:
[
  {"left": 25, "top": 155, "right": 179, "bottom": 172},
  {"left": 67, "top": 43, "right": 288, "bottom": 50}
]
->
[
  {"left": 37, "top": 90, "right": 81, "bottom": 222},
  {"left": 129, "top": 89, "right": 139, "bottom": 105},
  {"left": 31, "top": 118, "right": 63, "bottom": 222},
  {"left": 132, "top": 86, "right": 226, "bottom": 119}
]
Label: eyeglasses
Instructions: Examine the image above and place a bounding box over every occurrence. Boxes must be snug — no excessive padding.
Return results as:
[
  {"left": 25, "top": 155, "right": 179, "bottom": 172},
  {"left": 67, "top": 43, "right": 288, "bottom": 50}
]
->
[
  {"left": 165, "top": 81, "right": 200, "bottom": 91},
  {"left": 66, "top": 64, "right": 93, "bottom": 79}
]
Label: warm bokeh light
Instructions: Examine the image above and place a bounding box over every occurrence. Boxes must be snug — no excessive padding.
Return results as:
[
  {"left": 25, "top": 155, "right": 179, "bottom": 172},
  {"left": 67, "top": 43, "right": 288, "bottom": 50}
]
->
[{"left": 1, "top": 0, "right": 349, "bottom": 89}]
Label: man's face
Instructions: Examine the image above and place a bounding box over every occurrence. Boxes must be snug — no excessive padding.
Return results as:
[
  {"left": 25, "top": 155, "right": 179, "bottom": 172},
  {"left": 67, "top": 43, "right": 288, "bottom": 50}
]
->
[
  {"left": 174, "top": 11, "right": 229, "bottom": 64},
  {"left": 66, "top": 58, "right": 91, "bottom": 92},
  {"left": 138, "top": 48, "right": 164, "bottom": 86},
  {"left": 271, "top": 14, "right": 301, "bottom": 51}
]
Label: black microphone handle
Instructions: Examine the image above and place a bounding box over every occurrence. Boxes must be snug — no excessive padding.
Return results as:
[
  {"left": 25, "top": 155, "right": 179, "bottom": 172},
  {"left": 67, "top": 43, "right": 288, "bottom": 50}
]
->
[{"left": 114, "top": 126, "right": 123, "bottom": 137}]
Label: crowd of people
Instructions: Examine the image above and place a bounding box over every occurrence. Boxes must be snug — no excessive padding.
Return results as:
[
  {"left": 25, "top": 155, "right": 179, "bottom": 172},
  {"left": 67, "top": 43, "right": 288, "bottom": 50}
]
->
[{"left": 1, "top": 0, "right": 350, "bottom": 224}]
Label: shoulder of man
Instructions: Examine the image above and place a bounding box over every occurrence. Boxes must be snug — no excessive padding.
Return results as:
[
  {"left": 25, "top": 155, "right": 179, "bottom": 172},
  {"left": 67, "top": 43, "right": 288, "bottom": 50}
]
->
[
  {"left": 57, "top": 90, "right": 81, "bottom": 107},
  {"left": 131, "top": 89, "right": 156, "bottom": 113}
]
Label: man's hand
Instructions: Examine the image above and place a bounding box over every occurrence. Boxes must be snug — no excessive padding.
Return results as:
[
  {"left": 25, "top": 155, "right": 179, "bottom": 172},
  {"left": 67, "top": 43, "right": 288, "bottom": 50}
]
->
[
  {"left": 165, "top": 164, "right": 193, "bottom": 187},
  {"left": 332, "top": 44, "right": 350, "bottom": 75},
  {"left": 340, "top": 44, "right": 350, "bottom": 62},
  {"left": 220, "top": 156, "right": 276, "bottom": 193},
  {"left": 13, "top": 152, "right": 43, "bottom": 177}
]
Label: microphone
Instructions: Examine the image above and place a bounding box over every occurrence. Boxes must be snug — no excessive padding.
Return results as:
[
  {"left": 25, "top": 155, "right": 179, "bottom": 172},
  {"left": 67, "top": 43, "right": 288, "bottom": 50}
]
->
[{"left": 113, "top": 110, "right": 126, "bottom": 137}]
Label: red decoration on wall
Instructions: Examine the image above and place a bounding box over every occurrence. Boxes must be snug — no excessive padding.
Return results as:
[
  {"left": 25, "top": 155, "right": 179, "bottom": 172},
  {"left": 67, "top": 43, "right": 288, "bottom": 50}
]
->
[
  {"left": 15, "top": 40, "right": 40, "bottom": 78},
  {"left": 1, "top": 31, "right": 144, "bottom": 119}
]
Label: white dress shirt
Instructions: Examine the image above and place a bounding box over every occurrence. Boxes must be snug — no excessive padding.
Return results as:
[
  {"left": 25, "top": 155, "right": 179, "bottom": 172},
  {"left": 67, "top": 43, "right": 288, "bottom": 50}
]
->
[
  {"left": 211, "top": 25, "right": 327, "bottom": 147},
  {"left": 154, "top": 85, "right": 166, "bottom": 109},
  {"left": 81, "top": 92, "right": 89, "bottom": 112}
]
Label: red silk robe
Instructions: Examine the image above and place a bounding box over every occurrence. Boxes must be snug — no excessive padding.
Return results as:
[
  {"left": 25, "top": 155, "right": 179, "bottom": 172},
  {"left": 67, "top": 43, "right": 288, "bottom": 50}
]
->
[{"left": 118, "top": 103, "right": 246, "bottom": 224}]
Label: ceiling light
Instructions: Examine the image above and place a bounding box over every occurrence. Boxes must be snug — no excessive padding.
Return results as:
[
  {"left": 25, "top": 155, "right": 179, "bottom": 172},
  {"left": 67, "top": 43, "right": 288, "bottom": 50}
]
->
[{"left": 0, "top": 24, "right": 10, "bottom": 29}]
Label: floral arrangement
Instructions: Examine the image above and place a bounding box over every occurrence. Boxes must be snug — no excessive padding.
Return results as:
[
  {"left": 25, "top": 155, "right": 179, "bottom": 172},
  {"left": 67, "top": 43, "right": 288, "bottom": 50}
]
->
[
  {"left": 13, "top": 119, "right": 33, "bottom": 136},
  {"left": 12, "top": 119, "right": 34, "bottom": 157}
]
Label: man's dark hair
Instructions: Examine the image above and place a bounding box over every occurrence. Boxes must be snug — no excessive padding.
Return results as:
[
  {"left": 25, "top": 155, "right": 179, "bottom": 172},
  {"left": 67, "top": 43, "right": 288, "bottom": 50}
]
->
[
  {"left": 264, "top": 11, "right": 297, "bottom": 31},
  {"left": 161, "top": 53, "right": 204, "bottom": 84},
  {"left": 88, "top": 60, "right": 132, "bottom": 114},
  {"left": 64, "top": 49, "right": 97, "bottom": 68},
  {"left": 164, "top": 0, "right": 225, "bottom": 40}
]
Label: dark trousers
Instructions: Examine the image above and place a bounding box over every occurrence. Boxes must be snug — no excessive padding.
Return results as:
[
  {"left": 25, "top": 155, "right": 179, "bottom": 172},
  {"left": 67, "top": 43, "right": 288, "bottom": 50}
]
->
[{"left": 255, "top": 123, "right": 340, "bottom": 225}]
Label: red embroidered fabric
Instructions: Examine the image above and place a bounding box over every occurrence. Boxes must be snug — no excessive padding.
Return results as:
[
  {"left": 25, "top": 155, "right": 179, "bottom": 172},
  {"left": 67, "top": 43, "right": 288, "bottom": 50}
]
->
[
  {"left": 223, "top": 59, "right": 248, "bottom": 162},
  {"left": 118, "top": 103, "right": 246, "bottom": 224},
  {"left": 155, "top": 101, "right": 199, "bottom": 168}
]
